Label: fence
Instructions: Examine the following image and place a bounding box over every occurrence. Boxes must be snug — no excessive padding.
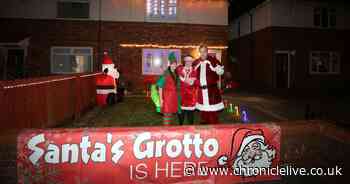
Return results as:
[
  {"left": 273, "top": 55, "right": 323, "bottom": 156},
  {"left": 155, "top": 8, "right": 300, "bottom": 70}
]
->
[{"left": 0, "top": 72, "right": 101, "bottom": 130}]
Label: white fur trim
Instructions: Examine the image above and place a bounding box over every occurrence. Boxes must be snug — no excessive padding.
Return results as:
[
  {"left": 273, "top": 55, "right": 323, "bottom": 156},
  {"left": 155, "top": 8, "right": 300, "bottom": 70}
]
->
[
  {"left": 199, "top": 63, "right": 210, "bottom": 106},
  {"left": 202, "top": 89, "right": 210, "bottom": 106},
  {"left": 199, "top": 62, "right": 207, "bottom": 86},
  {"left": 181, "top": 106, "right": 196, "bottom": 110},
  {"left": 196, "top": 102, "right": 224, "bottom": 112},
  {"left": 237, "top": 135, "right": 265, "bottom": 156},
  {"left": 96, "top": 89, "right": 117, "bottom": 95}
]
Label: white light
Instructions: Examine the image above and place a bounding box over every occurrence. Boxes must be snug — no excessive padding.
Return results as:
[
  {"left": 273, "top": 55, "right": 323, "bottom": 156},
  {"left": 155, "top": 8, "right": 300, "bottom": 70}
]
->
[{"left": 153, "top": 57, "right": 162, "bottom": 67}]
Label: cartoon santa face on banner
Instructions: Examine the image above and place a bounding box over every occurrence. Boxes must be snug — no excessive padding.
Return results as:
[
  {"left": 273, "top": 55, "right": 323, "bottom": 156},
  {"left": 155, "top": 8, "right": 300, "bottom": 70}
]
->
[{"left": 217, "top": 128, "right": 276, "bottom": 177}]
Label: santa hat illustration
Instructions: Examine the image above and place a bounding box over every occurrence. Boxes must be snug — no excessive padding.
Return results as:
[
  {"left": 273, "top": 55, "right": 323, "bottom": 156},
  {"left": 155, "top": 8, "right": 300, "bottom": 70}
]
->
[
  {"left": 230, "top": 128, "right": 265, "bottom": 157},
  {"left": 217, "top": 128, "right": 266, "bottom": 167}
]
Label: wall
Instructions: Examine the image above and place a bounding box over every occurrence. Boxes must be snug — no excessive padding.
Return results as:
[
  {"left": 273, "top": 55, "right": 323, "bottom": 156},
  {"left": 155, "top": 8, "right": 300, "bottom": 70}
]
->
[
  {"left": 0, "top": 0, "right": 228, "bottom": 25},
  {"left": 231, "top": 28, "right": 273, "bottom": 88},
  {"left": 0, "top": 18, "right": 228, "bottom": 92},
  {"left": 230, "top": 0, "right": 350, "bottom": 39},
  {"left": 271, "top": 27, "right": 349, "bottom": 90},
  {"left": 230, "top": 0, "right": 272, "bottom": 39},
  {"left": 271, "top": 0, "right": 350, "bottom": 30}
]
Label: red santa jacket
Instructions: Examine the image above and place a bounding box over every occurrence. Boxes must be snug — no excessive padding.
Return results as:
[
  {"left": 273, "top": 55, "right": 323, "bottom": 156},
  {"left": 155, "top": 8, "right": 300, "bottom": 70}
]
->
[
  {"left": 192, "top": 56, "right": 224, "bottom": 112},
  {"left": 176, "top": 65, "right": 197, "bottom": 110}
]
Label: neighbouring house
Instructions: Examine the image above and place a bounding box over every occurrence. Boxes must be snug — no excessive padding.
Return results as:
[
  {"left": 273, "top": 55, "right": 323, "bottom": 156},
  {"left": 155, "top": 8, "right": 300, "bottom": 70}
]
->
[
  {"left": 0, "top": 0, "right": 229, "bottom": 92},
  {"left": 229, "top": 0, "right": 349, "bottom": 92}
]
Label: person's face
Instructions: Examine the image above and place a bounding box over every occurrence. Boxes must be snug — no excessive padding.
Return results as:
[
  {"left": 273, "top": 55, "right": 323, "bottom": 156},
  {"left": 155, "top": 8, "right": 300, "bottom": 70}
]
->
[
  {"left": 170, "top": 62, "right": 177, "bottom": 72},
  {"left": 199, "top": 47, "right": 208, "bottom": 60},
  {"left": 185, "top": 60, "right": 192, "bottom": 68}
]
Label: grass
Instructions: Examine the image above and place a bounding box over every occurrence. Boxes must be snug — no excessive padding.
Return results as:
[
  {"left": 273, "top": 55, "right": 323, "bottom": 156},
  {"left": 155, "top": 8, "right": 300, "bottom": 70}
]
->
[{"left": 60, "top": 96, "right": 277, "bottom": 128}]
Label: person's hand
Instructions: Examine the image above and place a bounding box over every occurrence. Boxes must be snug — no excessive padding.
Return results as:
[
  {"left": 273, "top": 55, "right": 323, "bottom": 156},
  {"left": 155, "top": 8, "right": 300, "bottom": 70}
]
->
[{"left": 216, "top": 66, "right": 224, "bottom": 76}]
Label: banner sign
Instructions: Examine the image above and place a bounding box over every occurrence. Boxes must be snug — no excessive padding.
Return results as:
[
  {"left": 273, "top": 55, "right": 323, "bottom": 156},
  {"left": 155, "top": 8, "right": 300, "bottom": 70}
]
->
[{"left": 17, "top": 124, "right": 281, "bottom": 184}]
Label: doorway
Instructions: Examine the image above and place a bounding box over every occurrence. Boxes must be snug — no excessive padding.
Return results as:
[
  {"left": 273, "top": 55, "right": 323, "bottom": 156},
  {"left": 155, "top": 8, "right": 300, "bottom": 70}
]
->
[
  {"left": 274, "top": 51, "right": 294, "bottom": 89},
  {"left": 0, "top": 48, "right": 25, "bottom": 80}
]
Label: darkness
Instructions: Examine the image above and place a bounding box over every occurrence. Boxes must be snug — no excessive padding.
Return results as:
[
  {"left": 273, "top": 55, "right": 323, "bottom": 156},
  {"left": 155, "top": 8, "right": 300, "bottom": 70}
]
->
[
  {"left": 228, "top": 0, "right": 348, "bottom": 22},
  {"left": 228, "top": 0, "right": 266, "bottom": 21}
]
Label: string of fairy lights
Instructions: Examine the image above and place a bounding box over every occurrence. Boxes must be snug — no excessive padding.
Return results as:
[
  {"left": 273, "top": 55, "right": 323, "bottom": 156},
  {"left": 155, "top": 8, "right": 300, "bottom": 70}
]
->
[
  {"left": 119, "top": 44, "right": 228, "bottom": 50},
  {"left": 2, "top": 73, "right": 101, "bottom": 89}
]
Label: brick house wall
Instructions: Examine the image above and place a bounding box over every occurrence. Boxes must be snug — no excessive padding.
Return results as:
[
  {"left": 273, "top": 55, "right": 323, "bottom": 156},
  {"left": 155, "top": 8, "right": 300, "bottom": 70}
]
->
[
  {"left": 232, "top": 26, "right": 349, "bottom": 91},
  {"left": 0, "top": 18, "right": 228, "bottom": 92},
  {"left": 230, "top": 0, "right": 349, "bottom": 92}
]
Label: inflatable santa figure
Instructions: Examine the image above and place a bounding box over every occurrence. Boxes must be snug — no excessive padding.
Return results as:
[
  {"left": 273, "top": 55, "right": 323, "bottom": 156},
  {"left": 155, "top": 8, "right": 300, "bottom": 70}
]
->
[
  {"left": 95, "top": 52, "right": 118, "bottom": 106},
  {"left": 193, "top": 45, "right": 225, "bottom": 124}
]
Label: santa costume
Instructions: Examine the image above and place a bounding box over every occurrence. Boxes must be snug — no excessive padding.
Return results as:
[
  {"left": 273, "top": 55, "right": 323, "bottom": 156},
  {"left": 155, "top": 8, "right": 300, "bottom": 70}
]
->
[
  {"left": 156, "top": 52, "right": 181, "bottom": 126},
  {"left": 193, "top": 55, "right": 224, "bottom": 124},
  {"left": 177, "top": 55, "right": 197, "bottom": 125}
]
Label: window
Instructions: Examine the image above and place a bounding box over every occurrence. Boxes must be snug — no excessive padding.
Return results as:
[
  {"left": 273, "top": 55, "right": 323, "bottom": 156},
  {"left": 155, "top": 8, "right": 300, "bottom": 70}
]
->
[
  {"left": 51, "top": 47, "right": 93, "bottom": 74},
  {"left": 310, "top": 51, "right": 340, "bottom": 74},
  {"left": 146, "top": 0, "right": 177, "bottom": 19},
  {"left": 314, "top": 7, "right": 336, "bottom": 28},
  {"left": 142, "top": 49, "right": 181, "bottom": 75},
  {"left": 57, "top": 0, "right": 89, "bottom": 19}
]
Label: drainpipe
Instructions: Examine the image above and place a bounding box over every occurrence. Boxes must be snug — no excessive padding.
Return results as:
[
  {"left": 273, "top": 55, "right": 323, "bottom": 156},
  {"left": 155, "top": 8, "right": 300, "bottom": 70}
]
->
[
  {"left": 97, "top": 0, "right": 102, "bottom": 71},
  {"left": 249, "top": 12, "right": 254, "bottom": 84},
  {"left": 2, "top": 48, "right": 7, "bottom": 80}
]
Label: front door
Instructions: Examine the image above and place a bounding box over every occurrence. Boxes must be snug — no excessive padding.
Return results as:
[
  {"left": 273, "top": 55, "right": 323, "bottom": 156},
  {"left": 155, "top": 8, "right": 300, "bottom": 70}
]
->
[
  {"left": 274, "top": 52, "right": 290, "bottom": 89},
  {"left": 6, "top": 49, "right": 25, "bottom": 79}
]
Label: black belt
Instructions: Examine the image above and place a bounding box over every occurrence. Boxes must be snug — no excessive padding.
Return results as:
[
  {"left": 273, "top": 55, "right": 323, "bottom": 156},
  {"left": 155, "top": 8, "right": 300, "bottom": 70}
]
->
[
  {"left": 199, "top": 84, "right": 217, "bottom": 89},
  {"left": 96, "top": 85, "right": 115, "bottom": 89}
]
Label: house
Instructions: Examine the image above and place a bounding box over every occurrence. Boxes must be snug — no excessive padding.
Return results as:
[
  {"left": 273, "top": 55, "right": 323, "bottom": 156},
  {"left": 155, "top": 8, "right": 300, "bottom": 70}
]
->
[
  {"left": 0, "top": 0, "right": 229, "bottom": 92},
  {"left": 229, "top": 0, "right": 349, "bottom": 92}
]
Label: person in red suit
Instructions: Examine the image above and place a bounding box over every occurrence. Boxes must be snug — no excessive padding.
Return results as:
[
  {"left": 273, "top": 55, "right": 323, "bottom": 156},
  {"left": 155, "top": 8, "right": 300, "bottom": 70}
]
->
[
  {"left": 193, "top": 45, "right": 225, "bottom": 124},
  {"left": 177, "top": 55, "right": 197, "bottom": 125}
]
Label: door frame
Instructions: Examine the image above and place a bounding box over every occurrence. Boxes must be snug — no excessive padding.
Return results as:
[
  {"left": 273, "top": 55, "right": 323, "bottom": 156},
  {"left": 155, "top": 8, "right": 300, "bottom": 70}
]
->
[
  {"left": 0, "top": 39, "right": 29, "bottom": 80},
  {"left": 274, "top": 50, "right": 295, "bottom": 89}
]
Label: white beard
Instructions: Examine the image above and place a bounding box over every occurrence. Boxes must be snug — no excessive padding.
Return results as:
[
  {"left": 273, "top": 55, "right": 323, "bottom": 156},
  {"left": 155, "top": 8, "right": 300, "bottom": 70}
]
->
[{"left": 233, "top": 148, "right": 275, "bottom": 177}]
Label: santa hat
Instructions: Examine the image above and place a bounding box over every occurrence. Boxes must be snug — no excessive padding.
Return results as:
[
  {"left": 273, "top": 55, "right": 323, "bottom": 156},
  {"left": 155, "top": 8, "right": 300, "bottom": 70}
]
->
[
  {"left": 230, "top": 129, "right": 265, "bottom": 157},
  {"left": 102, "top": 51, "right": 114, "bottom": 65}
]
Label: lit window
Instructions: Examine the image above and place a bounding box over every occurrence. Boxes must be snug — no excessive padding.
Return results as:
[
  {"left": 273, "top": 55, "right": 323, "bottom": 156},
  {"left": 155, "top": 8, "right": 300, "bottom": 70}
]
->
[
  {"left": 310, "top": 51, "right": 340, "bottom": 74},
  {"left": 146, "top": 0, "right": 177, "bottom": 19},
  {"left": 142, "top": 49, "right": 181, "bottom": 75},
  {"left": 51, "top": 47, "right": 93, "bottom": 74}
]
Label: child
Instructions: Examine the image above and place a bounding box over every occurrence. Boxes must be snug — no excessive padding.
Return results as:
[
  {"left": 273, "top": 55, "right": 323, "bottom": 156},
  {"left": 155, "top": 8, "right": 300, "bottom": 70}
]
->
[
  {"left": 156, "top": 52, "right": 181, "bottom": 126},
  {"left": 177, "top": 55, "right": 197, "bottom": 125}
]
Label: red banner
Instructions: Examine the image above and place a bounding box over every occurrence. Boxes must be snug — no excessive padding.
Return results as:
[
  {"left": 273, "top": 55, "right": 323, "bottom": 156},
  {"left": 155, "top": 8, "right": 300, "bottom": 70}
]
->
[{"left": 17, "top": 124, "right": 281, "bottom": 184}]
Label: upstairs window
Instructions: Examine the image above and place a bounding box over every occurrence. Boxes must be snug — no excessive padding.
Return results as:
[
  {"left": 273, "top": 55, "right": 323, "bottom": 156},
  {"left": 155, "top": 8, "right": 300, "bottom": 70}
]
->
[
  {"left": 57, "top": 0, "right": 90, "bottom": 19},
  {"left": 310, "top": 51, "right": 340, "bottom": 74},
  {"left": 146, "top": 0, "right": 177, "bottom": 20},
  {"left": 314, "top": 7, "right": 336, "bottom": 28}
]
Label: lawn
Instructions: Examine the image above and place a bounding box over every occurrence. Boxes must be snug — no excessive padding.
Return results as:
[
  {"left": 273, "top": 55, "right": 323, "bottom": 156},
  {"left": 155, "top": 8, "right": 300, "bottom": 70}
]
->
[{"left": 60, "top": 96, "right": 277, "bottom": 128}]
